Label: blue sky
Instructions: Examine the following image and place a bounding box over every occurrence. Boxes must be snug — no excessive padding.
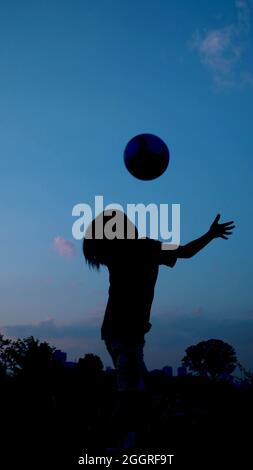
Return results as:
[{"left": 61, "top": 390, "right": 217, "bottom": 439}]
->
[{"left": 0, "top": 0, "right": 253, "bottom": 370}]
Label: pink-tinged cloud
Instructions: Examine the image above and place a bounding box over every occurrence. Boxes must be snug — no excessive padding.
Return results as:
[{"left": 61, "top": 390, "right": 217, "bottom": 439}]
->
[
  {"left": 53, "top": 236, "right": 75, "bottom": 258},
  {"left": 190, "top": 0, "right": 253, "bottom": 88},
  {"left": 191, "top": 26, "right": 241, "bottom": 87}
]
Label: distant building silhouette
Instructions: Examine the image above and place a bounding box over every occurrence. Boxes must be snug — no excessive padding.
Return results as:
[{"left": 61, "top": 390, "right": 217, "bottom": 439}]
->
[
  {"left": 177, "top": 366, "right": 187, "bottom": 377},
  {"left": 53, "top": 349, "right": 77, "bottom": 368},
  {"left": 220, "top": 372, "right": 234, "bottom": 383},
  {"left": 163, "top": 366, "right": 173, "bottom": 377},
  {"left": 53, "top": 349, "right": 67, "bottom": 364}
]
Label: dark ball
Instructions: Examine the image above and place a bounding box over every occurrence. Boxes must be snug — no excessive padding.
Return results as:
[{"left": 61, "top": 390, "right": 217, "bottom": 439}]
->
[{"left": 124, "top": 133, "right": 170, "bottom": 180}]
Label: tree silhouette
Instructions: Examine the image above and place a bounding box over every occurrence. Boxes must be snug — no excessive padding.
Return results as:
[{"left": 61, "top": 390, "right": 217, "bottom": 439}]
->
[
  {"left": 4, "top": 335, "right": 55, "bottom": 376},
  {"left": 0, "top": 333, "right": 12, "bottom": 380},
  {"left": 237, "top": 362, "right": 253, "bottom": 387},
  {"left": 77, "top": 353, "right": 103, "bottom": 376},
  {"left": 182, "top": 339, "right": 237, "bottom": 379}
]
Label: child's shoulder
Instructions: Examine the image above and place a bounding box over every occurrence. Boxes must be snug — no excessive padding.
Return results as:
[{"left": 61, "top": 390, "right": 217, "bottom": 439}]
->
[{"left": 136, "top": 237, "right": 161, "bottom": 258}]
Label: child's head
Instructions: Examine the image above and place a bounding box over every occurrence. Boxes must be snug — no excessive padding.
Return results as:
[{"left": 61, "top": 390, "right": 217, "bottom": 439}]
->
[{"left": 83, "top": 209, "right": 138, "bottom": 270}]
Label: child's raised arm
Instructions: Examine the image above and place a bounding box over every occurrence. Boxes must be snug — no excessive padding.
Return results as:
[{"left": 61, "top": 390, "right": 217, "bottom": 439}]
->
[{"left": 160, "top": 214, "right": 235, "bottom": 264}]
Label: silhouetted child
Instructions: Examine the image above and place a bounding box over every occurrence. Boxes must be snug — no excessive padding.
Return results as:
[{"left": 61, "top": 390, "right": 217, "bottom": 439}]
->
[{"left": 83, "top": 210, "right": 234, "bottom": 449}]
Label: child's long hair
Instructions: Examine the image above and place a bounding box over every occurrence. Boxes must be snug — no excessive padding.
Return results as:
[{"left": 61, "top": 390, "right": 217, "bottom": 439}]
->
[{"left": 83, "top": 209, "right": 138, "bottom": 270}]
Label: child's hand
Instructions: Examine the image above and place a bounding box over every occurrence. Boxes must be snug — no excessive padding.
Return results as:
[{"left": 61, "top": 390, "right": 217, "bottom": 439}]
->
[{"left": 209, "top": 214, "right": 235, "bottom": 240}]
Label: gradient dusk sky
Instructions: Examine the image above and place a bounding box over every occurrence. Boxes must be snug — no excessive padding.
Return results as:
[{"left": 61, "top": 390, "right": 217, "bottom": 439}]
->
[{"left": 1, "top": 0, "right": 253, "bottom": 370}]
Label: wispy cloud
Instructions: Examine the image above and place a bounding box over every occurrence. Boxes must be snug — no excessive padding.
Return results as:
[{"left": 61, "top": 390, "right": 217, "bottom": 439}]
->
[
  {"left": 53, "top": 236, "right": 75, "bottom": 258},
  {"left": 2, "top": 314, "right": 253, "bottom": 369},
  {"left": 1, "top": 318, "right": 98, "bottom": 340},
  {"left": 190, "top": 0, "right": 252, "bottom": 88}
]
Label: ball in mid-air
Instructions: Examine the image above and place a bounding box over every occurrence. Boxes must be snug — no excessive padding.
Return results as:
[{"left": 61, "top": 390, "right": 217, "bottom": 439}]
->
[{"left": 124, "top": 133, "right": 170, "bottom": 180}]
